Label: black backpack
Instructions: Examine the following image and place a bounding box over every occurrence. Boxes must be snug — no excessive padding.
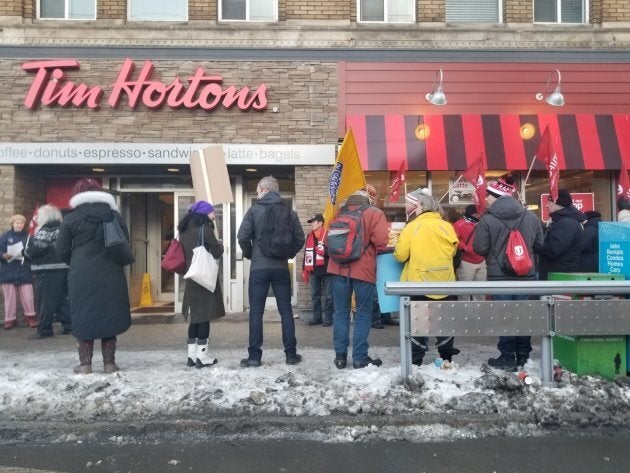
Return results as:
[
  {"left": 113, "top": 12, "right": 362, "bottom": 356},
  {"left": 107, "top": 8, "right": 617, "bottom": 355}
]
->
[{"left": 258, "top": 203, "right": 298, "bottom": 259}]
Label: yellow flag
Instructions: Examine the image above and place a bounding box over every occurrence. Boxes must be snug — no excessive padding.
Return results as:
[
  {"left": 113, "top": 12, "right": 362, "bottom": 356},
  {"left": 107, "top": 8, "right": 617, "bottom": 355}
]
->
[{"left": 323, "top": 128, "right": 366, "bottom": 226}]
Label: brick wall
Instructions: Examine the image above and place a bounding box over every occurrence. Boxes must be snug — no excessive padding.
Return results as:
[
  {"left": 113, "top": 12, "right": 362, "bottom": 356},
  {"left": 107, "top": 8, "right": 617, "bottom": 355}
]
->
[
  {"left": 603, "top": 0, "right": 630, "bottom": 21},
  {"left": 294, "top": 165, "right": 332, "bottom": 311},
  {"left": 0, "top": 0, "right": 23, "bottom": 16},
  {"left": 505, "top": 0, "right": 532, "bottom": 23},
  {"left": 285, "top": 0, "right": 350, "bottom": 20},
  {"left": 190, "top": 0, "right": 216, "bottom": 21},
  {"left": 97, "top": 0, "right": 125, "bottom": 20},
  {"left": 419, "top": 0, "right": 445, "bottom": 22},
  {"left": 0, "top": 165, "right": 44, "bottom": 232}
]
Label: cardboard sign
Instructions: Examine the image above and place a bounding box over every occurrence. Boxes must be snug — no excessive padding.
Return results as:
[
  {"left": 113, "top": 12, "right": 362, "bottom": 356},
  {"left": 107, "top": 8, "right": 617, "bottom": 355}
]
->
[
  {"left": 599, "top": 221, "right": 630, "bottom": 277},
  {"left": 189, "top": 145, "right": 234, "bottom": 204},
  {"left": 448, "top": 178, "right": 475, "bottom": 205},
  {"left": 540, "top": 192, "right": 594, "bottom": 221}
]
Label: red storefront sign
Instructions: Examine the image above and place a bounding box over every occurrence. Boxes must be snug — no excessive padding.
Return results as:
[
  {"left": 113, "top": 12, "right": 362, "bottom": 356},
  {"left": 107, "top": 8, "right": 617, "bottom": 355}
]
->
[
  {"left": 21, "top": 59, "right": 268, "bottom": 112},
  {"left": 540, "top": 192, "right": 594, "bottom": 221}
]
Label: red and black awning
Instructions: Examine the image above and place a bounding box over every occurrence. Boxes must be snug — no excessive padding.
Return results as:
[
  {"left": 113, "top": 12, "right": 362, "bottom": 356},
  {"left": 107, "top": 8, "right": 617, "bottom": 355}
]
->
[{"left": 346, "top": 114, "right": 630, "bottom": 172}]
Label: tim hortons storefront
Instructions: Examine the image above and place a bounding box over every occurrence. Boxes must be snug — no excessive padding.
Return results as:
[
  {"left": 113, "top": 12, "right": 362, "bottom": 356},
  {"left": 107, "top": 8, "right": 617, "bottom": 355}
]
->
[{"left": 0, "top": 56, "right": 338, "bottom": 315}]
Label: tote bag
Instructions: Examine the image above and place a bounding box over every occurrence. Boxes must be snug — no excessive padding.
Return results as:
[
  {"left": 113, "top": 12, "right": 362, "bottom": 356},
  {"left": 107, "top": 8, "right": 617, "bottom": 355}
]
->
[
  {"left": 161, "top": 238, "right": 186, "bottom": 274},
  {"left": 183, "top": 226, "right": 219, "bottom": 292}
]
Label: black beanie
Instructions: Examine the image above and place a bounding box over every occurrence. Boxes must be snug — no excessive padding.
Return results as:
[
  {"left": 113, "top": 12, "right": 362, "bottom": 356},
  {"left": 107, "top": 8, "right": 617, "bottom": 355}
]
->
[
  {"left": 464, "top": 204, "right": 478, "bottom": 218},
  {"left": 555, "top": 189, "right": 573, "bottom": 208}
]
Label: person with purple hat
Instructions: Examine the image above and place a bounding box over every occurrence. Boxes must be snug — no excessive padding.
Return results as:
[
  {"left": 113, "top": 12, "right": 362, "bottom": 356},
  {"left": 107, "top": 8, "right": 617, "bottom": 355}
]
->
[{"left": 178, "top": 200, "right": 225, "bottom": 368}]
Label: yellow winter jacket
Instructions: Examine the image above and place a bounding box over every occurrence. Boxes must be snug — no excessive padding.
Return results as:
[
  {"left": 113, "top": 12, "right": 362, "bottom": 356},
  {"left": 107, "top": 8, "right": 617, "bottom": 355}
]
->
[{"left": 393, "top": 211, "right": 458, "bottom": 299}]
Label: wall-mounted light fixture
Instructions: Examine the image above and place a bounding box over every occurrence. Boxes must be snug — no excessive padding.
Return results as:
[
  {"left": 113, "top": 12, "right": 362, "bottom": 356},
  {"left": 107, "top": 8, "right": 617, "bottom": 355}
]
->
[
  {"left": 425, "top": 69, "right": 447, "bottom": 106},
  {"left": 535, "top": 69, "right": 565, "bottom": 107}
]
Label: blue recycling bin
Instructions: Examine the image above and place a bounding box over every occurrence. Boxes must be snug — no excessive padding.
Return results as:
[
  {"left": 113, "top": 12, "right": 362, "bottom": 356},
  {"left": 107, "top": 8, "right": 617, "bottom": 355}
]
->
[{"left": 376, "top": 252, "right": 404, "bottom": 313}]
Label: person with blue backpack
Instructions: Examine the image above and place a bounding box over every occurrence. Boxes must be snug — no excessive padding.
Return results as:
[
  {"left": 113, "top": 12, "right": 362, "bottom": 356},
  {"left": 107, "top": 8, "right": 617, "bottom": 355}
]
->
[{"left": 326, "top": 189, "right": 388, "bottom": 369}]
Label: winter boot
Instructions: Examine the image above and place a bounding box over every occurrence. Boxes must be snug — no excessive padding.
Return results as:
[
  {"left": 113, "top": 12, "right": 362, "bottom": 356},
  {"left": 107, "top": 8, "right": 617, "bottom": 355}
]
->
[
  {"left": 25, "top": 316, "right": 38, "bottom": 328},
  {"left": 437, "top": 337, "right": 460, "bottom": 362},
  {"left": 516, "top": 355, "right": 529, "bottom": 370},
  {"left": 187, "top": 338, "right": 197, "bottom": 367},
  {"left": 74, "top": 340, "right": 94, "bottom": 374},
  {"left": 439, "top": 348, "right": 461, "bottom": 363},
  {"left": 195, "top": 339, "right": 217, "bottom": 368},
  {"left": 102, "top": 338, "right": 119, "bottom": 374},
  {"left": 487, "top": 353, "right": 517, "bottom": 371}
]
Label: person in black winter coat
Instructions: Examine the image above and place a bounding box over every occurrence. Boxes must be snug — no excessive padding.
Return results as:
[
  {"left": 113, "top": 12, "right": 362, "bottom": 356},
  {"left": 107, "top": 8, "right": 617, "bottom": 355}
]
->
[
  {"left": 0, "top": 214, "right": 37, "bottom": 330},
  {"left": 55, "top": 178, "right": 132, "bottom": 375},
  {"left": 579, "top": 210, "right": 601, "bottom": 273},
  {"left": 23, "top": 204, "right": 71, "bottom": 339},
  {"left": 178, "top": 200, "right": 225, "bottom": 368},
  {"left": 538, "top": 189, "right": 586, "bottom": 281}
]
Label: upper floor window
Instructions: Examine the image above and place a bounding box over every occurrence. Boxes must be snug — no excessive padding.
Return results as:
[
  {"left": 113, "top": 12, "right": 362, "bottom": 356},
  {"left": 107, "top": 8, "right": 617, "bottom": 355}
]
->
[
  {"left": 129, "top": 0, "right": 188, "bottom": 21},
  {"left": 446, "top": 0, "right": 500, "bottom": 23},
  {"left": 358, "top": 0, "right": 415, "bottom": 23},
  {"left": 220, "top": 0, "right": 277, "bottom": 22},
  {"left": 534, "top": 0, "right": 586, "bottom": 24},
  {"left": 38, "top": 0, "right": 96, "bottom": 20}
]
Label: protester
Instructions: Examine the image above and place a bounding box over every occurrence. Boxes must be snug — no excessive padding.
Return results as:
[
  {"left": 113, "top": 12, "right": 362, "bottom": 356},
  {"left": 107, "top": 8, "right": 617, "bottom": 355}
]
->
[
  {"left": 473, "top": 176, "right": 543, "bottom": 371},
  {"left": 0, "top": 214, "right": 36, "bottom": 330},
  {"left": 579, "top": 210, "right": 602, "bottom": 273},
  {"left": 179, "top": 200, "right": 225, "bottom": 368},
  {"left": 55, "top": 178, "right": 131, "bottom": 374},
  {"left": 237, "top": 176, "right": 305, "bottom": 367},
  {"left": 23, "top": 204, "right": 71, "bottom": 339},
  {"left": 538, "top": 189, "right": 586, "bottom": 281},
  {"left": 452, "top": 204, "right": 486, "bottom": 301},
  {"left": 328, "top": 189, "right": 388, "bottom": 369},
  {"left": 618, "top": 196, "right": 630, "bottom": 223},
  {"left": 302, "top": 213, "right": 333, "bottom": 327},
  {"left": 393, "top": 188, "right": 460, "bottom": 366}
]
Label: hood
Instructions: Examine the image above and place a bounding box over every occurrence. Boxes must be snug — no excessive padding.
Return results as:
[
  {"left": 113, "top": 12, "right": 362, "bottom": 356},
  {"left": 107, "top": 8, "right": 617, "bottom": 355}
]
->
[
  {"left": 346, "top": 193, "right": 370, "bottom": 206},
  {"left": 487, "top": 196, "right": 525, "bottom": 221},
  {"left": 584, "top": 216, "right": 601, "bottom": 228},
  {"left": 257, "top": 191, "right": 284, "bottom": 206},
  {"left": 70, "top": 191, "right": 118, "bottom": 223},
  {"left": 550, "top": 206, "right": 587, "bottom": 223}
]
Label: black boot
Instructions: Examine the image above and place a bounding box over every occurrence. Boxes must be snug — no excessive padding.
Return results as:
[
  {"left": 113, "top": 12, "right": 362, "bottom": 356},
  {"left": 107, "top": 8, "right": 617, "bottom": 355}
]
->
[
  {"left": 439, "top": 348, "right": 461, "bottom": 362},
  {"left": 488, "top": 353, "right": 517, "bottom": 371},
  {"left": 516, "top": 355, "right": 529, "bottom": 369},
  {"left": 74, "top": 340, "right": 93, "bottom": 374}
]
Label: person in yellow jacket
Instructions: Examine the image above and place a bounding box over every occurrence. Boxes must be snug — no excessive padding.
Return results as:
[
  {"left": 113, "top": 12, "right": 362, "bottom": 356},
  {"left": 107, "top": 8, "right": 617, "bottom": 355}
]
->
[{"left": 393, "top": 188, "right": 460, "bottom": 366}]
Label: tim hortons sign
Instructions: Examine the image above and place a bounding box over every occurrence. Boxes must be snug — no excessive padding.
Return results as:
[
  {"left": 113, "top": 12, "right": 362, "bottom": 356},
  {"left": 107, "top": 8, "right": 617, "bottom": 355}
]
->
[{"left": 21, "top": 58, "right": 268, "bottom": 112}]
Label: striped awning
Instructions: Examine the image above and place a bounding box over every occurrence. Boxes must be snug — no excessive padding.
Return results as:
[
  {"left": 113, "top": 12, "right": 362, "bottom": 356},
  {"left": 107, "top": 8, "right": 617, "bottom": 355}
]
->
[{"left": 346, "top": 114, "right": 630, "bottom": 172}]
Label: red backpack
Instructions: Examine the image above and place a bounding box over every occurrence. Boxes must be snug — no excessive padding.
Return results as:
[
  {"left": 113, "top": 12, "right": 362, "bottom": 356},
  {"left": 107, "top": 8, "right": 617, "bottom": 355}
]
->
[
  {"left": 497, "top": 213, "right": 533, "bottom": 276},
  {"left": 326, "top": 204, "right": 369, "bottom": 265}
]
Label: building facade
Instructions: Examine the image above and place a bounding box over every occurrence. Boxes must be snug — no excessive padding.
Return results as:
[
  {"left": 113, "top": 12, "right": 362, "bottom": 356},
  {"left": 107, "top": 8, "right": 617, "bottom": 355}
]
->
[{"left": 1, "top": 0, "right": 629, "bottom": 314}]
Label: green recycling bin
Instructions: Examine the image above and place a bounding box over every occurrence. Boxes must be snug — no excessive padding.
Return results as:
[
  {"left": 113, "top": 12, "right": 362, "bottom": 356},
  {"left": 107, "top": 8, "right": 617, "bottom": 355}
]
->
[{"left": 549, "top": 272, "right": 626, "bottom": 380}]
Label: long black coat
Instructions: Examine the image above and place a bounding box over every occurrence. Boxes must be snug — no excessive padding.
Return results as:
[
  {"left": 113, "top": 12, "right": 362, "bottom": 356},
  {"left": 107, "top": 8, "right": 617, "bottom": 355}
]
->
[
  {"left": 55, "top": 191, "right": 131, "bottom": 341},
  {"left": 180, "top": 219, "right": 226, "bottom": 324},
  {"left": 579, "top": 215, "right": 601, "bottom": 272}
]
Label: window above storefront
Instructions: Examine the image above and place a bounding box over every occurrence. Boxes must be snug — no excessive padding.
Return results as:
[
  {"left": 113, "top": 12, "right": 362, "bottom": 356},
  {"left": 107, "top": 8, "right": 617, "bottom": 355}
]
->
[
  {"left": 534, "top": 0, "right": 587, "bottom": 24},
  {"left": 446, "top": 0, "right": 501, "bottom": 23},
  {"left": 358, "top": 0, "right": 415, "bottom": 23},
  {"left": 38, "top": 0, "right": 96, "bottom": 20},
  {"left": 128, "top": 0, "right": 189, "bottom": 21},
  {"left": 219, "top": 0, "right": 278, "bottom": 22}
]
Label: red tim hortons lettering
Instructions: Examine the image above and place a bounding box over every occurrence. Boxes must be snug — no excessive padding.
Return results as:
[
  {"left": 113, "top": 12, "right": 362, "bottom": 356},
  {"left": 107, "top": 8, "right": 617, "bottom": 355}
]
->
[{"left": 22, "top": 60, "right": 103, "bottom": 110}]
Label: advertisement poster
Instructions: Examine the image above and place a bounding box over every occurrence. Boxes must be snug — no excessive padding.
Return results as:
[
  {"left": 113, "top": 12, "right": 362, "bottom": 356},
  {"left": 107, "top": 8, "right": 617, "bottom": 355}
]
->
[
  {"left": 540, "top": 192, "right": 594, "bottom": 221},
  {"left": 448, "top": 179, "right": 475, "bottom": 205}
]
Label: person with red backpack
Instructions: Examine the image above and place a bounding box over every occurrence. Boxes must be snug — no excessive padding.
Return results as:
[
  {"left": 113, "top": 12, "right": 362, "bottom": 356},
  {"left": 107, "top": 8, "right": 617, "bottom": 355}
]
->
[
  {"left": 326, "top": 190, "right": 388, "bottom": 369},
  {"left": 472, "top": 176, "right": 543, "bottom": 371}
]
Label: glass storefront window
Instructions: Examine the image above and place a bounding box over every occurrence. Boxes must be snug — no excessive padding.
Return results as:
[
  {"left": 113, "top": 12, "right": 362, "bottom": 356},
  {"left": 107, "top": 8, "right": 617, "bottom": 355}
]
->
[{"left": 364, "top": 170, "right": 427, "bottom": 222}]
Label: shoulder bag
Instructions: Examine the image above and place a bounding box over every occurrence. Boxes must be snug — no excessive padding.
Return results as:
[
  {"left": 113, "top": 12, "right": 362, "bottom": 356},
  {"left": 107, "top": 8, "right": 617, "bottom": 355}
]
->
[
  {"left": 103, "top": 213, "right": 135, "bottom": 266},
  {"left": 161, "top": 237, "right": 186, "bottom": 274}
]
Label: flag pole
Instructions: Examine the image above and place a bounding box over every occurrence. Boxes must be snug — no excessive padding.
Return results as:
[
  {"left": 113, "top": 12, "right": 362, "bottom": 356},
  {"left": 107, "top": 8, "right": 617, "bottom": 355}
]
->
[
  {"left": 438, "top": 175, "right": 463, "bottom": 203},
  {"left": 521, "top": 157, "right": 537, "bottom": 205}
]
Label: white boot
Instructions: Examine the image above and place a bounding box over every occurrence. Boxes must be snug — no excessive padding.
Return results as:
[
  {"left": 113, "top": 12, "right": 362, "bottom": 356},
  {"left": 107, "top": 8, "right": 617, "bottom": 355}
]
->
[
  {"left": 196, "top": 339, "right": 218, "bottom": 368},
  {"left": 187, "top": 338, "right": 197, "bottom": 367}
]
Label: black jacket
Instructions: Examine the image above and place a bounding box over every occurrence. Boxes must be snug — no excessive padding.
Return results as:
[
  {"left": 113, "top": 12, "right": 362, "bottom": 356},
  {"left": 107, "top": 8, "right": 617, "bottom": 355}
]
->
[
  {"left": 538, "top": 206, "right": 586, "bottom": 280},
  {"left": 579, "top": 215, "right": 601, "bottom": 272},
  {"left": 24, "top": 221, "right": 69, "bottom": 272}
]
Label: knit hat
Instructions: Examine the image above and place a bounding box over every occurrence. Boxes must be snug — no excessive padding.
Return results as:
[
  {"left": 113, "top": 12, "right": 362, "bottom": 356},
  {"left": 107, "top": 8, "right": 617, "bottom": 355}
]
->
[
  {"left": 555, "top": 189, "right": 573, "bottom": 208},
  {"left": 365, "top": 184, "right": 377, "bottom": 204},
  {"left": 189, "top": 200, "right": 215, "bottom": 215},
  {"left": 405, "top": 187, "right": 431, "bottom": 206},
  {"left": 307, "top": 214, "right": 324, "bottom": 223},
  {"left": 486, "top": 177, "right": 516, "bottom": 198}
]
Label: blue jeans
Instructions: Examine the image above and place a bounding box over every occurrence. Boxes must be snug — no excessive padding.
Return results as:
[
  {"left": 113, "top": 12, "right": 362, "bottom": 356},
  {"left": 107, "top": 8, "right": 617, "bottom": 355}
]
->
[
  {"left": 248, "top": 269, "right": 297, "bottom": 360},
  {"left": 492, "top": 294, "right": 532, "bottom": 357},
  {"left": 331, "top": 275, "right": 374, "bottom": 364},
  {"left": 310, "top": 272, "right": 333, "bottom": 324}
]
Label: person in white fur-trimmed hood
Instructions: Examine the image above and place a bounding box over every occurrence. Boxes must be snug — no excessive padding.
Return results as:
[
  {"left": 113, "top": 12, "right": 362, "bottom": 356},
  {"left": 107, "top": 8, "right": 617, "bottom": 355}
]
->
[{"left": 55, "top": 178, "right": 132, "bottom": 375}]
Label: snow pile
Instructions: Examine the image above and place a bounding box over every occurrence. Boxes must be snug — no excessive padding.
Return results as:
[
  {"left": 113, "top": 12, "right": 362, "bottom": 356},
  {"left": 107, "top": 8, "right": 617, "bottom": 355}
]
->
[{"left": 2, "top": 344, "right": 630, "bottom": 442}]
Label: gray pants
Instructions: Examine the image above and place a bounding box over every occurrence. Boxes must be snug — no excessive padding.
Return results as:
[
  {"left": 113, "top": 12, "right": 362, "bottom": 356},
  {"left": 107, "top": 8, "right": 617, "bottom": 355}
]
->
[{"left": 456, "top": 260, "right": 487, "bottom": 302}]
